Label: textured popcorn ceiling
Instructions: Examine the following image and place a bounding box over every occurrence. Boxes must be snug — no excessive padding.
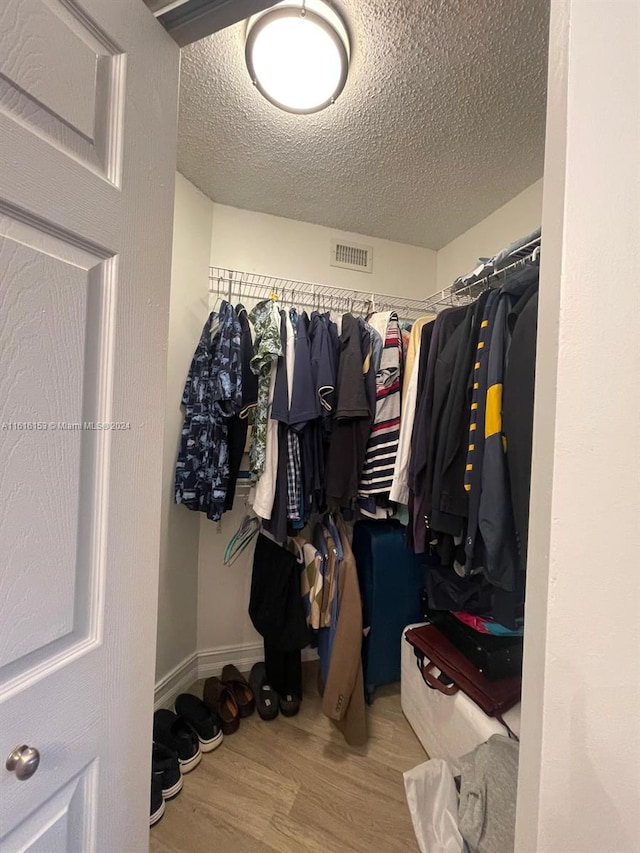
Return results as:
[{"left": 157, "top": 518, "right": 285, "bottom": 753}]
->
[{"left": 177, "top": 0, "right": 549, "bottom": 249}]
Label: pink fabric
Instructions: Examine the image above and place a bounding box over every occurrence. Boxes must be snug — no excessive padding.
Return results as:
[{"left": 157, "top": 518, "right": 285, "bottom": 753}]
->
[{"left": 453, "top": 612, "right": 493, "bottom": 634}]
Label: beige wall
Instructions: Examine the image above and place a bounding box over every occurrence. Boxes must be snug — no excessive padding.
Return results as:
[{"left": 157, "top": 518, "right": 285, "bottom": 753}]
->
[
  {"left": 436, "top": 180, "right": 543, "bottom": 291},
  {"left": 209, "top": 203, "right": 438, "bottom": 299},
  {"left": 155, "top": 173, "right": 214, "bottom": 683}
]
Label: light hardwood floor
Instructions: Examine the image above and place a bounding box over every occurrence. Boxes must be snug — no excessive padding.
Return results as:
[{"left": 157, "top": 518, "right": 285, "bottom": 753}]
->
[{"left": 150, "top": 661, "right": 426, "bottom": 853}]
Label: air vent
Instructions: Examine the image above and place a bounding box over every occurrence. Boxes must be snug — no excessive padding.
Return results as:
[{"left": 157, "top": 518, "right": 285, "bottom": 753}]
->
[{"left": 330, "top": 239, "right": 373, "bottom": 273}]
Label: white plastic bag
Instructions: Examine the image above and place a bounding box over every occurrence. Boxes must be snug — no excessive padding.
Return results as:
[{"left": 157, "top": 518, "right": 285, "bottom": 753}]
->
[{"left": 403, "top": 758, "right": 465, "bottom": 853}]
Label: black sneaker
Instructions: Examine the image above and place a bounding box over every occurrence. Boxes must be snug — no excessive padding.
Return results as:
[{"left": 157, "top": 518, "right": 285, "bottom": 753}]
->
[
  {"left": 150, "top": 770, "right": 165, "bottom": 827},
  {"left": 153, "top": 709, "right": 202, "bottom": 774},
  {"left": 249, "top": 662, "right": 279, "bottom": 721},
  {"left": 152, "top": 743, "right": 183, "bottom": 799},
  {"left": 175, "top": 693, "right": 223, "bottom": 753}
]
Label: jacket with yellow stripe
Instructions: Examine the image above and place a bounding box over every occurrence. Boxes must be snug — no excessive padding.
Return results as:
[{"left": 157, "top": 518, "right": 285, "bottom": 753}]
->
[{"left": 475, "top": 272, "right": 538, "bottom": 593}]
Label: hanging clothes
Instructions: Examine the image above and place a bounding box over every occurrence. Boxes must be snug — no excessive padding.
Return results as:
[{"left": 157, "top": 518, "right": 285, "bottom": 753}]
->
[
  {"left": 321, "top": 514, "right": 367, "bottom": 746},
  {"left": 359, "top": 312, "right": 404, "bottom": 498},
  {"left": 325, "top": 314, "right": 374, "bottom": 507},
  {"left": 262, "top": 310, "right": 294, "bottom": 540},
  {"left": 409, "top": 306, "right": 467, "bottom": 553},
  {"left": 429, "top": 293, "right": 488, "bottom": 539},
  {"left": 248, "top": 299, "right": 282, "bottom": 482},
  {"left": 402, "top": 315, "right": 435, "bottom": 405},
  {"left": 478, "top": 274, "right": 537, "bottom": 593},
  {"left": 503, "top": 289, "right": 539, "bottom": 571},
  {"left": 250, "top": 300, "right": 282, "bottom": 521},
  {"left": 225, "top": 304, "right": 257, "bottom": 511},
  {"left": 175, "top": 301, "right": 242, "bottom": 521}
]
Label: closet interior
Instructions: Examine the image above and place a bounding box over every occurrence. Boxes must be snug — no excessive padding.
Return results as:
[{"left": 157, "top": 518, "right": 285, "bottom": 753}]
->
[{"left": 152, "top": 1, "right": 550, "bottom": 850}]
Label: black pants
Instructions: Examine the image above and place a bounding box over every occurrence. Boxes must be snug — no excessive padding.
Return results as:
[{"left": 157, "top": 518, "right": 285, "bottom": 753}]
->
[
  {"left": 264, "top": 643, "right": 302, "bottom": 698},
  {"left": 224, "top": 415, "right": 248, "bottom": 512}
]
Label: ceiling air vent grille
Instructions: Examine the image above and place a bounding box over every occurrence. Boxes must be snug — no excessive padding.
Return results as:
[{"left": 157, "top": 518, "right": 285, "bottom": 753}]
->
[{"left": 331, "top": 239, "right": 373, "bottom": 273}]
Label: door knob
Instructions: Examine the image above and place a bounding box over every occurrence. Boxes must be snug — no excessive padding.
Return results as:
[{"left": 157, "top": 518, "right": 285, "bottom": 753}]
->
[{"left": 5, "top": 745, "right": 40, "bottom": 780}]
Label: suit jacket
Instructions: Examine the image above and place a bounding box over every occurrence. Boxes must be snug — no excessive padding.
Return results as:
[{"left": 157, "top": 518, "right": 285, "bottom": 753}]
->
[{"left": 321, "top": 515, "right": 367, "bottom": 746}]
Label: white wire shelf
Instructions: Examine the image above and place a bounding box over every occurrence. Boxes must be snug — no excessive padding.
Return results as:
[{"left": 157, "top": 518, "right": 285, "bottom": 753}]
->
[{"left": 208, "top": 267, "right": 434, "bottom": 321}]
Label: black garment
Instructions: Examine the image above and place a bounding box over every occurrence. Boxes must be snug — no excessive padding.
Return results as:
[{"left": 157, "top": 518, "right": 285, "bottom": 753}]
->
[
  {"left": 289, "top": 312, "right": 317, "bottom": 430},
  {"left": 503, "top": 288, "right": 539, "bottom": 572},
  {"left": 431, "top": 291, "right": 491, "bottom": 536},
  {"left": 410, "top": 307, "right": 467, "bottom": 552},
  {"left": 464, "top": 290, "right": 501, "bottom": 572},
  {"left": 478, "top": 273, "right": 537, "bottom": 592},
  {"left": 416, "top": 321, "right": 435, "bottom": 390},
  {"left": 264, "top": 643, "right": 302, "bottom": 700},
  {"left": 425, "top": 564, "right": 494, "bottom": 615},
  {"left": 309, "top": 311, "right": 337, "bottom": 418},
  {"left": 225, "top": 306, "right": 256, "bottom": 511},
  {"left": 427, "top": 306, "right": 474, "bottom": 535},
  {"left": 325, "top": 314, "right": 373, "bottom": 507},
  {"left": 249, "top": 534, "right": 309, "bottom": 650},
  {"left": 225, "top": 416, "right": 247, "bottom": 512},
  {"left": 406, "top": 321, "right": 436, "bottom": 551},
  {"left": 359, "top": 318, "right": 376, "bottom": 421}
]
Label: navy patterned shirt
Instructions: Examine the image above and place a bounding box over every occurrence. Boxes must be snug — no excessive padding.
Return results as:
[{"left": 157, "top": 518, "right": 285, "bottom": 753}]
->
[{"left": 175, "top": 301, "right": 242, "bottom": 521}]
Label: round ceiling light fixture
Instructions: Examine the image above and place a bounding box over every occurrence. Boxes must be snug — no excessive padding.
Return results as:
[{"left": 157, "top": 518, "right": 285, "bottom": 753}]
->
[{"left": 245, "top": 0, "right": 351, "bottom": 115}]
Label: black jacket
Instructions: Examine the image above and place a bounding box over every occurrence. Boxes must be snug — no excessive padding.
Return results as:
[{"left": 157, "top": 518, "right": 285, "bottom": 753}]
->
[
  {"left": 503, "top": 287, "right": 539, "bottom": 572},
  {"left": 431, "top": 291, "right": 491, "bottom": 536}
]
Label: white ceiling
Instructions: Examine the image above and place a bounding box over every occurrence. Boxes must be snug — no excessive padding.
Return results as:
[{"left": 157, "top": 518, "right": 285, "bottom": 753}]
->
[{"left": 177, "top": 0, "right": 549, "bottom": 250}]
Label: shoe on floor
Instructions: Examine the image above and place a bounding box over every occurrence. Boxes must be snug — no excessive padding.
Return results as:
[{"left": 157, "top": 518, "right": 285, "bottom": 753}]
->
[
  {"left": 203, "top": 676, "right": 240, "bottom": 735},
  {"left": 150, "top": 770, "right": 165, "bottom": 827},
  {"left": 279, "top": 691, "right": 301, "bottom": 717},
  {"left": 221, "top": 664, "right": 256, "bottom": 718},
  {"left": 175, "top": 693, "right": 223, "bottom": 753},
  {"left": 152, "top": 742, "right": 183, "bottom": 799},
  {"left": 153, "top": 709, "right": 202, "bottom": 774},
  {"left": 249, "top": 662, "right": 279, "bottom": 721}
]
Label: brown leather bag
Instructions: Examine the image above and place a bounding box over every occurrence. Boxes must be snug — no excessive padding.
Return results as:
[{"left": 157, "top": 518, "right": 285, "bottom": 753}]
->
[{"left": 405, "top": 624, "right": 521, "bottom": 721}]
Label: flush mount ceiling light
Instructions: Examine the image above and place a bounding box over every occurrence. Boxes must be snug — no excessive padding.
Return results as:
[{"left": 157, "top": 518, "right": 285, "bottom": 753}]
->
[{"left": 245, "top": 0, "right": 350, "bottom": 114}]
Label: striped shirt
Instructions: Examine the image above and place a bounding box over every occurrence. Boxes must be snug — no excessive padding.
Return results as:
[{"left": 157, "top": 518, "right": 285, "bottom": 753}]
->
[{"left": 359, "top": 313, "right": 404, "bottom": 495}]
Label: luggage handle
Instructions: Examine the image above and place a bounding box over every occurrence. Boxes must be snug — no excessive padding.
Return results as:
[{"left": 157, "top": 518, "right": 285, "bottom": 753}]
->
[{"left": 414, "top": 648, "right": 459, "bottom": 696}]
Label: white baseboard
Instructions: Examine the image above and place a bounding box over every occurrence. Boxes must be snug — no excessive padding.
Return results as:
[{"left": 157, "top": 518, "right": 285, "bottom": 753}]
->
[
  {"left": 197, "top": 641, "right": 265, "bottom": 679},
  {"left": 155, "top": 644, "right": 320, "bottom": 708},
  {"left": 154, "top": 652, "right": 199, "bottom": 710}
]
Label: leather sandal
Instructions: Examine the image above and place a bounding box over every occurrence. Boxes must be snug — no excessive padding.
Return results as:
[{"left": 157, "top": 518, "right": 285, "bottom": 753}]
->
[
  {"left": 221, "top": 664, "right": 256, "bottom": 718},
  {"left": 203, "top": 677, "right": 240, "bottom": 735}
]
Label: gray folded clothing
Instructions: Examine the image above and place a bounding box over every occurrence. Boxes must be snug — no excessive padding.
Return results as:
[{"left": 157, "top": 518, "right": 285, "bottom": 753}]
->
[
  {"left": 458, "top": 734, "right": 519, "bottom": 853},
  {"left": 493, "top": 227, "right": 541, "bottom": 271}
]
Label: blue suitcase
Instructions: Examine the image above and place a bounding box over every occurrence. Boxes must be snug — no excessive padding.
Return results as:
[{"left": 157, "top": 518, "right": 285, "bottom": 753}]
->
[{"left": 352, "top": 520, "right": 424, "bottom": 703}]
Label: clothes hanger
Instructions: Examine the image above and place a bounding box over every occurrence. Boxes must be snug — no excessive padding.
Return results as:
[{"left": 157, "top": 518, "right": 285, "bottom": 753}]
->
[{"left": 223, "top": 513, "right": 260, "bottom": 566}]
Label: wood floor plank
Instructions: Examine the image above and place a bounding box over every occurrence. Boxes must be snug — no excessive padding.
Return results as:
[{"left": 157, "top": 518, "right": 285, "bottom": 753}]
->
[{"left": 150, "top": 663, "right": 425, "bottom": 853}]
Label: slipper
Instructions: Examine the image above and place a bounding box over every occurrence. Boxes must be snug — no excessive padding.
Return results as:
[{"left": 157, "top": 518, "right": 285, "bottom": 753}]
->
[
  {"left": 221, "top": 664, "right": 256, "bottom": 718},
  {"left": 279, "top": 691, "right": 301, "bottom": 718},
  {"left": 203, "top": 677, "right": 240, "bottom": 735},
  {"left": 249, "top": 662, "right": 279, "bottom": 721}
]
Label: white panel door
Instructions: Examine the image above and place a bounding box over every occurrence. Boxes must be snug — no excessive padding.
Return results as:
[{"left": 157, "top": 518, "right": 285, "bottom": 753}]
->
[{"left": 0, "top": 1, "right": 179, "bottom": 850}]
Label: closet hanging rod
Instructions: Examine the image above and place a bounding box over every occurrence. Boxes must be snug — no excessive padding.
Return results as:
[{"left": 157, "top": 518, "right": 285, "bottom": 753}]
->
[
  {"left": 208, "top": 266, "right": 434, "bottom": 320},
  {"left": 422, "top": 237, "right": 541, "bottom": 312}
]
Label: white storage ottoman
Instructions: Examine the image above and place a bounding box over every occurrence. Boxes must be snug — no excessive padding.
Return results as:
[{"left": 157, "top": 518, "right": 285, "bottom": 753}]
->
[{"left": 400, "top": 622, "right": 521, "bottom": 772}]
